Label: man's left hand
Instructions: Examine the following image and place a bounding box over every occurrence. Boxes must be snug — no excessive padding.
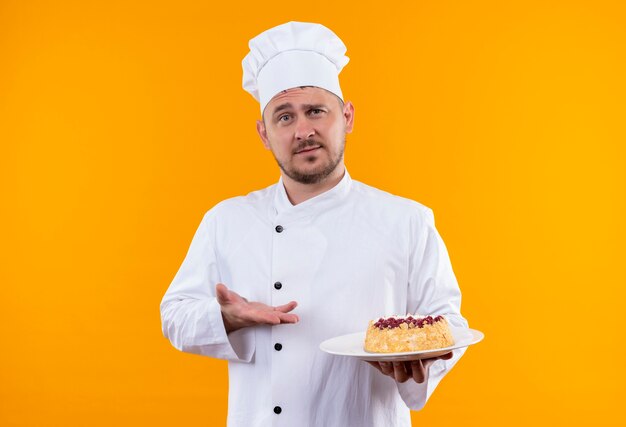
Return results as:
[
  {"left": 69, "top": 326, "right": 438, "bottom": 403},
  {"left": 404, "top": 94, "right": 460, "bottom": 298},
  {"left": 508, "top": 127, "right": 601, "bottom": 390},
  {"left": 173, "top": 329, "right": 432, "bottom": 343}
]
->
[{"left": 366, "top": 352, "right": 454, "bottom": 383}]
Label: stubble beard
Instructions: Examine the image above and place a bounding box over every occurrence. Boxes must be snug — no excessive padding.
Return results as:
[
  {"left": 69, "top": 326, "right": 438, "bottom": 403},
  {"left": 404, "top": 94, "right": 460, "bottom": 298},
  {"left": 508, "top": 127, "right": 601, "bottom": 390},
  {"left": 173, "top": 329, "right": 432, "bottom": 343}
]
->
[{"left": 275, "top": 137, "right": 346, "bottom": 185}]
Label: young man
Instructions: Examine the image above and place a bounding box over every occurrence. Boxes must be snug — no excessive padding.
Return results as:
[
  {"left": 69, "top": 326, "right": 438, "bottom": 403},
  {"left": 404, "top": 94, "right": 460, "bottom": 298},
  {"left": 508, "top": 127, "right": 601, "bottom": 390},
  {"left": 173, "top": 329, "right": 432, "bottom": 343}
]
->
[{"left": 161, "top": 21, "right": 467, "bottom": 427}]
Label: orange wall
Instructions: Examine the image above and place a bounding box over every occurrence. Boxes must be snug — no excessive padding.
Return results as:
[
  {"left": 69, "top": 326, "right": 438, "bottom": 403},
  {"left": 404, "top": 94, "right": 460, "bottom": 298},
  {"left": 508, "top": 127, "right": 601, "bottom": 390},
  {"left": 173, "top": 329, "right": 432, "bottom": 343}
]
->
[{"left": 1, "top": 0, "right": 625, "bottom": 425}]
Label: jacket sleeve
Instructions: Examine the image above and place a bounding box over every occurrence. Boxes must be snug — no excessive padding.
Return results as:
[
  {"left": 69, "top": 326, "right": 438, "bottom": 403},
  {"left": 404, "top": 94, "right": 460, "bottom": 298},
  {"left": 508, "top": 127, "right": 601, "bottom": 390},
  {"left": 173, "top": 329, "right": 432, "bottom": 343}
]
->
[
  {"left": 160, "top": 210, "right": 255, "bottom": 362},
  {"left": 396, "top": 207, "right": 468, "bottom": 410}
]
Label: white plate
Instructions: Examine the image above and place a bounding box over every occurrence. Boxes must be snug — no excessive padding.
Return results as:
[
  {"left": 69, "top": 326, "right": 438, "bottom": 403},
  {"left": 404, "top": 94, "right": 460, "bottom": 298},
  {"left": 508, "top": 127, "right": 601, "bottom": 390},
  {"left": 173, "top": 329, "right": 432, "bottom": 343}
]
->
[{"left": 319, "top": 326, "right": 484, "bottom": 362}]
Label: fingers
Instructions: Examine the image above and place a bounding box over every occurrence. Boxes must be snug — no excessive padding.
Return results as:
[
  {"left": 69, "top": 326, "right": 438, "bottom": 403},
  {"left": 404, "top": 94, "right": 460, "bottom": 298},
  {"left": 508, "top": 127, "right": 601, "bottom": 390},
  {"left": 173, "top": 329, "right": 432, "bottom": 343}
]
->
[
  {"left": 411, "top": 352, "right": 453, "bottom": 383},
  {"left": 365, "top": 361, "right": 384, "bottom": 373},
  {"left": 367, "top": 361, "right": 409, "bottom": 384},
  {"left": 379, "top": 362, "right": 394, "bottom": 376},
  {"left": 440, "top": 351, "right": 454, "bottom": 360},
  {"left": 215, "top": 285, "right": 299, "bottom": 328},
  {"left": 371, "top": 361, "right": 423, "bottom": 384},
  {"left": 274, "top": 301, "right": 298, "bottom": 313},
  {"left": 215, "top": 283, "right": 230, "bottom": 306},
  {"left": 276, "top": 312, "right": 299, "bottom": 324},
  {"left": 422, "top": 351, "right": 454, "bottom": 370},
  {"left": 410, "top": 360, "right": 426, "bottom": 383},
  {"left": 241, "top": 305, "right": 299, "bottom": 326},
  {"left": 393, "top": 362, "right": 410, "bottom": 383},
  {"left": 370, "top": 353, "right": 455, "bottom": 384},
  {"left": 261, "top": 311, "right": 298, "bottom": 325},
  {"left": 269, "top": 301, "right": 299, "bottom": 323},
  {"left": 274, "top": 301, "right": 299, "bottom": 323},
  {"left": 243, "top": 309, "right": 281, "bottom": 325}
]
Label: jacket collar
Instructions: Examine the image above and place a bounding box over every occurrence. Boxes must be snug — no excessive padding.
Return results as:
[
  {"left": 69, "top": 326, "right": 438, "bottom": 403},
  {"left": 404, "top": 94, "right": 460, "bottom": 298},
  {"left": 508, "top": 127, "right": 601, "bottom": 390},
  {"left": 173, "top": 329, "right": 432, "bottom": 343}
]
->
[{"left": 272, "top": 169, "right": 353, "bottom": 221}]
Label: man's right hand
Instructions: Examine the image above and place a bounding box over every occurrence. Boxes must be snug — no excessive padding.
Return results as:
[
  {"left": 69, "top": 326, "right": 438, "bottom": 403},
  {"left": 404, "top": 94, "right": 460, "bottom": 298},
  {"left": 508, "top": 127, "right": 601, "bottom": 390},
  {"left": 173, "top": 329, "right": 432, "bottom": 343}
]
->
[{"left": 216, "top": 283, "right": 299, "bottom": 334}]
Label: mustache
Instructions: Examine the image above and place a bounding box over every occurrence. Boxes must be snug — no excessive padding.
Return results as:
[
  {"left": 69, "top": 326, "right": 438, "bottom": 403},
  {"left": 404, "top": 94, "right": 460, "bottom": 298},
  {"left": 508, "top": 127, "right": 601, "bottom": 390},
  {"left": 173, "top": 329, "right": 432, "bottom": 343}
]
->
[{"left": 293, "top": 139, "right": 323, "bottom": 154}]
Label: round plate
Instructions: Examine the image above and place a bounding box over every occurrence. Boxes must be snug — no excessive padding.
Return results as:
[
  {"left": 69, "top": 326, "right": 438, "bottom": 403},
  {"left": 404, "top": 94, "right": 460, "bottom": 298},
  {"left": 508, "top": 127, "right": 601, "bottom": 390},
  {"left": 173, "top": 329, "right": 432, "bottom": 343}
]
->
[{"left": 319, "top": 326, "right": 484, "bottom": 362}]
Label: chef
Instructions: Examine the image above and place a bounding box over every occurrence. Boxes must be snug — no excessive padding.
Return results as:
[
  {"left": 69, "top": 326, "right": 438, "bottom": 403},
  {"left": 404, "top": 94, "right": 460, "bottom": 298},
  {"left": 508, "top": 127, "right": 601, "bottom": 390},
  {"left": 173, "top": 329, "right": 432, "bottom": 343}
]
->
[{"left": 161, "top": 21, "right": 468, "bottom": 427}]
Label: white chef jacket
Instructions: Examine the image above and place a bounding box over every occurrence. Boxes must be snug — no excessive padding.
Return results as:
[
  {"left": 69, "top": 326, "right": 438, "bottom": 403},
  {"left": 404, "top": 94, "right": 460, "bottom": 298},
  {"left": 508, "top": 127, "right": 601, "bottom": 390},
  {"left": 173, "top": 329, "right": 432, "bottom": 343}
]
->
[{"left": 161, "top": 170, "right": 468, "bottom": 427}]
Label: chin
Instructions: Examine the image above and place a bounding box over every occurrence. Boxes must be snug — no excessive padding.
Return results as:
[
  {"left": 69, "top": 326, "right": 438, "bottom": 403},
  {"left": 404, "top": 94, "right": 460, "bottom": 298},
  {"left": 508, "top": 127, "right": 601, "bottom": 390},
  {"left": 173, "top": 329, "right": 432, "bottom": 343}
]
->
[{"left": 295, "top": 163, "right": 330, "bottom": 176}]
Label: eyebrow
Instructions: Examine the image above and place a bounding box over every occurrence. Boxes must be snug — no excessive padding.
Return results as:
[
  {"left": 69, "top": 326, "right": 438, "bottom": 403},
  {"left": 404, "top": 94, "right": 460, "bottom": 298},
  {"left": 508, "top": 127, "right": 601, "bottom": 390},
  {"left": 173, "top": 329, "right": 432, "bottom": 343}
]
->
[
  {"left": 271, "top": 103, "right": 293, "bottom": 116},
  {"left": 271, "top": 103, "right": 328, "bottom": 117}
]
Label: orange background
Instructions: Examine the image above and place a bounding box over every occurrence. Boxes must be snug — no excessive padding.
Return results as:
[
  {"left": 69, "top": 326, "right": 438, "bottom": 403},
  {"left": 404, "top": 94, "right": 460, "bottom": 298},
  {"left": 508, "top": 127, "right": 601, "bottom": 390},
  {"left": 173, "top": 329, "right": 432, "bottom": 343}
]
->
[{"left": 1, "top": 0, "right": 625, "bottom": 425}]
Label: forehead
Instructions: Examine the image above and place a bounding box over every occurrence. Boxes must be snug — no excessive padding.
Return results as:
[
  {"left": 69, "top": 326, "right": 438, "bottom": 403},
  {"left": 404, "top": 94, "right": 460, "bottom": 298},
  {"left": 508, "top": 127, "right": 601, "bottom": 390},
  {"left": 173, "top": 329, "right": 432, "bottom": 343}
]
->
[{"left": 264, "top": 87, "right": 337, "bottom": 115}]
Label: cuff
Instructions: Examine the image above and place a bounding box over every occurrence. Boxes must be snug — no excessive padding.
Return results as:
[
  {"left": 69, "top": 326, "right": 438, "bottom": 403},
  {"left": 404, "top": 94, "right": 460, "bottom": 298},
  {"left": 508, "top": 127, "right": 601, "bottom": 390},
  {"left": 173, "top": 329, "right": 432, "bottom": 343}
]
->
[
  {"left": 396, "top": 347, "right": 467, "bottom": 410},
  {"left": 207, "top": 298, "right": 255, "bottom": 362}
]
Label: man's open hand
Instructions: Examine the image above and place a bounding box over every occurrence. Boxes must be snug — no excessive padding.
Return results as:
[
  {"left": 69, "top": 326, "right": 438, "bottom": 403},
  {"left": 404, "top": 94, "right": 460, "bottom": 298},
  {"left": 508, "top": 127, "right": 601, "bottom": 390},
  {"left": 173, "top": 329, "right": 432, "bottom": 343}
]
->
[
  {"left": 216, "top": 283, "right": 299, "bottom": 333},
  {"left": 366, "top": 352, "right": 454, "bottom": 384}
]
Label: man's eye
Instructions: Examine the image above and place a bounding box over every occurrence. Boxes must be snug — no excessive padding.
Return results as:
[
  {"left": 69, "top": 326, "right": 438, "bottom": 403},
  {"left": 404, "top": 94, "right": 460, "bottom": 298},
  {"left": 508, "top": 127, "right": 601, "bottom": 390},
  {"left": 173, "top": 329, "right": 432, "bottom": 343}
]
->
[
  {"left": 278, "top": 114, "right": 291, "bottom": 122},
  {"left": 311, "top": 109, "right": 324, "bottom": 115}
]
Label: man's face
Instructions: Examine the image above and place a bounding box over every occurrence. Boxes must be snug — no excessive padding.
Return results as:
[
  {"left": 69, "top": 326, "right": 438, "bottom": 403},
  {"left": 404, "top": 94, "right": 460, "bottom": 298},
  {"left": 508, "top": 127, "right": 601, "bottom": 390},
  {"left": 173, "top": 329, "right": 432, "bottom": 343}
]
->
[{"left": 256, "top": 86, "right": 354, "bottom": 184}]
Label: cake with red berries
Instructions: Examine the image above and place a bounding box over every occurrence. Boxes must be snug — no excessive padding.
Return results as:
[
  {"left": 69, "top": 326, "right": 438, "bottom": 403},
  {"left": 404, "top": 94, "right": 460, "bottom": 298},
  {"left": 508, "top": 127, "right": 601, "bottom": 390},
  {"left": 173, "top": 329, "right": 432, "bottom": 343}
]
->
[{"left": 364, "top": 314, "right": 455, "bottom": 353}]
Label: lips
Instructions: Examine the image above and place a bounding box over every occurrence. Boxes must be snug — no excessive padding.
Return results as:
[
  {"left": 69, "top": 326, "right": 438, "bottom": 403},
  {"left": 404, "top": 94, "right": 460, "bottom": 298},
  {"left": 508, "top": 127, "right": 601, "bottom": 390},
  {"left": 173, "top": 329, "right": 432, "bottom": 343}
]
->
[
  {"left": 296, "top": 146, "right": 321, "bottom": 154},
  {"left": 295, "top": 146, "right": 321, "bottom": 154}
]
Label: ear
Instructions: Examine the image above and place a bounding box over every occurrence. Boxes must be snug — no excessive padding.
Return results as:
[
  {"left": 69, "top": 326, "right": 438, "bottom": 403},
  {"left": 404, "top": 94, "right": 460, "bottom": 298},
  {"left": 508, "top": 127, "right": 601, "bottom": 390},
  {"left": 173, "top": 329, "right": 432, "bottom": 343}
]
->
[
  {"left": 256, "top": 119, "right": 271, "bottom": 150},
  {"left": 343, "top": 101, "right": 355, "bottom": 134}
]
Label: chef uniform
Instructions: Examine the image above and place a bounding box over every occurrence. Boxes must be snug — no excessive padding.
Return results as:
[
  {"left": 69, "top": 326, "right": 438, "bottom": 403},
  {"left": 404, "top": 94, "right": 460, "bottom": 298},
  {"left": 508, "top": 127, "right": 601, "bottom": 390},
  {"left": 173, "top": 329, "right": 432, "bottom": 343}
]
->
[{"left": 161, "top": 22, "right": 468, "bottom": 427}]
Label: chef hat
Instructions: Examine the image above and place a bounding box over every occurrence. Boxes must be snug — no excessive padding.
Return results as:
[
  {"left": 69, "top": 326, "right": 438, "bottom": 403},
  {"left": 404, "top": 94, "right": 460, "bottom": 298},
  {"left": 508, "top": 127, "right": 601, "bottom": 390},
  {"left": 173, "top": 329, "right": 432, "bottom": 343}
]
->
[{"left": 242, "top": 21, "right": 350, "bottom": 114}]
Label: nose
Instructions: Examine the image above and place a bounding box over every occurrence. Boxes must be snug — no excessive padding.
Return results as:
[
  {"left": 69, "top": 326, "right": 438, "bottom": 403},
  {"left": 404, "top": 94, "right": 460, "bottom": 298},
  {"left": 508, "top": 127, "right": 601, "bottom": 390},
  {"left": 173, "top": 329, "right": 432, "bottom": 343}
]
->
[{"left": 294, "top": 118, "right": 315, "bottom": 141}]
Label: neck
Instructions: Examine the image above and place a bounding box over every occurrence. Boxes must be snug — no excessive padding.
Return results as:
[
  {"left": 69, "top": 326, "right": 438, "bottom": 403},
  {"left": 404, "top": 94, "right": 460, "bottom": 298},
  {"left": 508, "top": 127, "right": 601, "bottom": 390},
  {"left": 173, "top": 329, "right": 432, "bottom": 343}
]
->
[{"left": 282, "top": 165, "right": 346, "bottom": 205}]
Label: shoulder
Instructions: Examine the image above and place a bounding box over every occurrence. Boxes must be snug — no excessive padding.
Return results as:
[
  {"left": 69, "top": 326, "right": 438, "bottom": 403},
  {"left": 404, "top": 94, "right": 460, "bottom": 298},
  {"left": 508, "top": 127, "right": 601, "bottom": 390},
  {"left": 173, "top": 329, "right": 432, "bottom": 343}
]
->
[
  {"left": 202, "top": 183, "right": 277, "bottom": 223},
  {"left": 350, "top": 180, "right": 435, "bottom": 225}
]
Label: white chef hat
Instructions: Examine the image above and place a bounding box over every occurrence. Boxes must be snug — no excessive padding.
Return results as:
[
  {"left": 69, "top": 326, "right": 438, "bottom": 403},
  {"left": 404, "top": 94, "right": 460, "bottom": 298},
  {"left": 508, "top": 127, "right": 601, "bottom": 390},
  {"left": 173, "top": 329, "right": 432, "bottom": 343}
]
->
[{"left": 242, "top": 21, "right": 350, "bottom": 114}]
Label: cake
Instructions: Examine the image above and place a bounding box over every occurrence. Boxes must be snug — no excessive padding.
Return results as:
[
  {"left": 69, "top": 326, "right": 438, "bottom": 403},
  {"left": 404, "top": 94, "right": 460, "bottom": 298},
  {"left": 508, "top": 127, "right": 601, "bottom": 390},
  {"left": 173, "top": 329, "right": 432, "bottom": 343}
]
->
[{"left": 364, "top": 314, "right": 455, "bottom": 353}]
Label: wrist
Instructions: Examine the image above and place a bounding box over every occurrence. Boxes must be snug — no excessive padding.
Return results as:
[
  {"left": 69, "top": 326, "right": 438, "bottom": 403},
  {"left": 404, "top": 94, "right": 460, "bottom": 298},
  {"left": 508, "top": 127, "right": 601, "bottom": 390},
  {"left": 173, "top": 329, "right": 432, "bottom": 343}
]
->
[{"left": 221, "top": 311, "right": 237, "bottom": 334}]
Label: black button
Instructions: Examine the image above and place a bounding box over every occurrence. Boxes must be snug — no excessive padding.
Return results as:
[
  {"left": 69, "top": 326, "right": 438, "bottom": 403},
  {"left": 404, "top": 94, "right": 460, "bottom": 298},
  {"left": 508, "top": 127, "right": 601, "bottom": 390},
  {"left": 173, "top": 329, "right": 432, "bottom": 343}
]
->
[
  {"left": 275, "top": 225, "right": 283, "bottom": 233},
  {"left": 274, "top": 343, "right": 282, "bottom": 351},
  {"left": 274, "top": 406, "right": 282, "bottom": 414},
  {"left": 274, "top": 281, "right": 282, "bottom": 290}
]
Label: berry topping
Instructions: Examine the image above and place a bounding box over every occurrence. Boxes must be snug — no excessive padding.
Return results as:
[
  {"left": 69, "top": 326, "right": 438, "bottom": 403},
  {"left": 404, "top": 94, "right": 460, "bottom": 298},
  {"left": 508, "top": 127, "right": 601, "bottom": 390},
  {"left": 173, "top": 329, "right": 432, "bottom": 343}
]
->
[{"left": 373, "top": 315, "right": 444, "bottom": 330}]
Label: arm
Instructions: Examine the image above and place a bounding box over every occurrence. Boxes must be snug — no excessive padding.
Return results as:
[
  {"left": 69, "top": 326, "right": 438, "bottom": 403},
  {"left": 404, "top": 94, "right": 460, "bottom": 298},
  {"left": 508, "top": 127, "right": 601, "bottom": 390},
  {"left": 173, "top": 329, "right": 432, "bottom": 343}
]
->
[
  {"left": 160, "top": 211, "right": 253, "bottom": 362},
  {"left": 160, "top": 211, "right": 299, "bottom": 362},
  {"left": 394, "top": 207, "right": 468, "bottom": 410}
]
